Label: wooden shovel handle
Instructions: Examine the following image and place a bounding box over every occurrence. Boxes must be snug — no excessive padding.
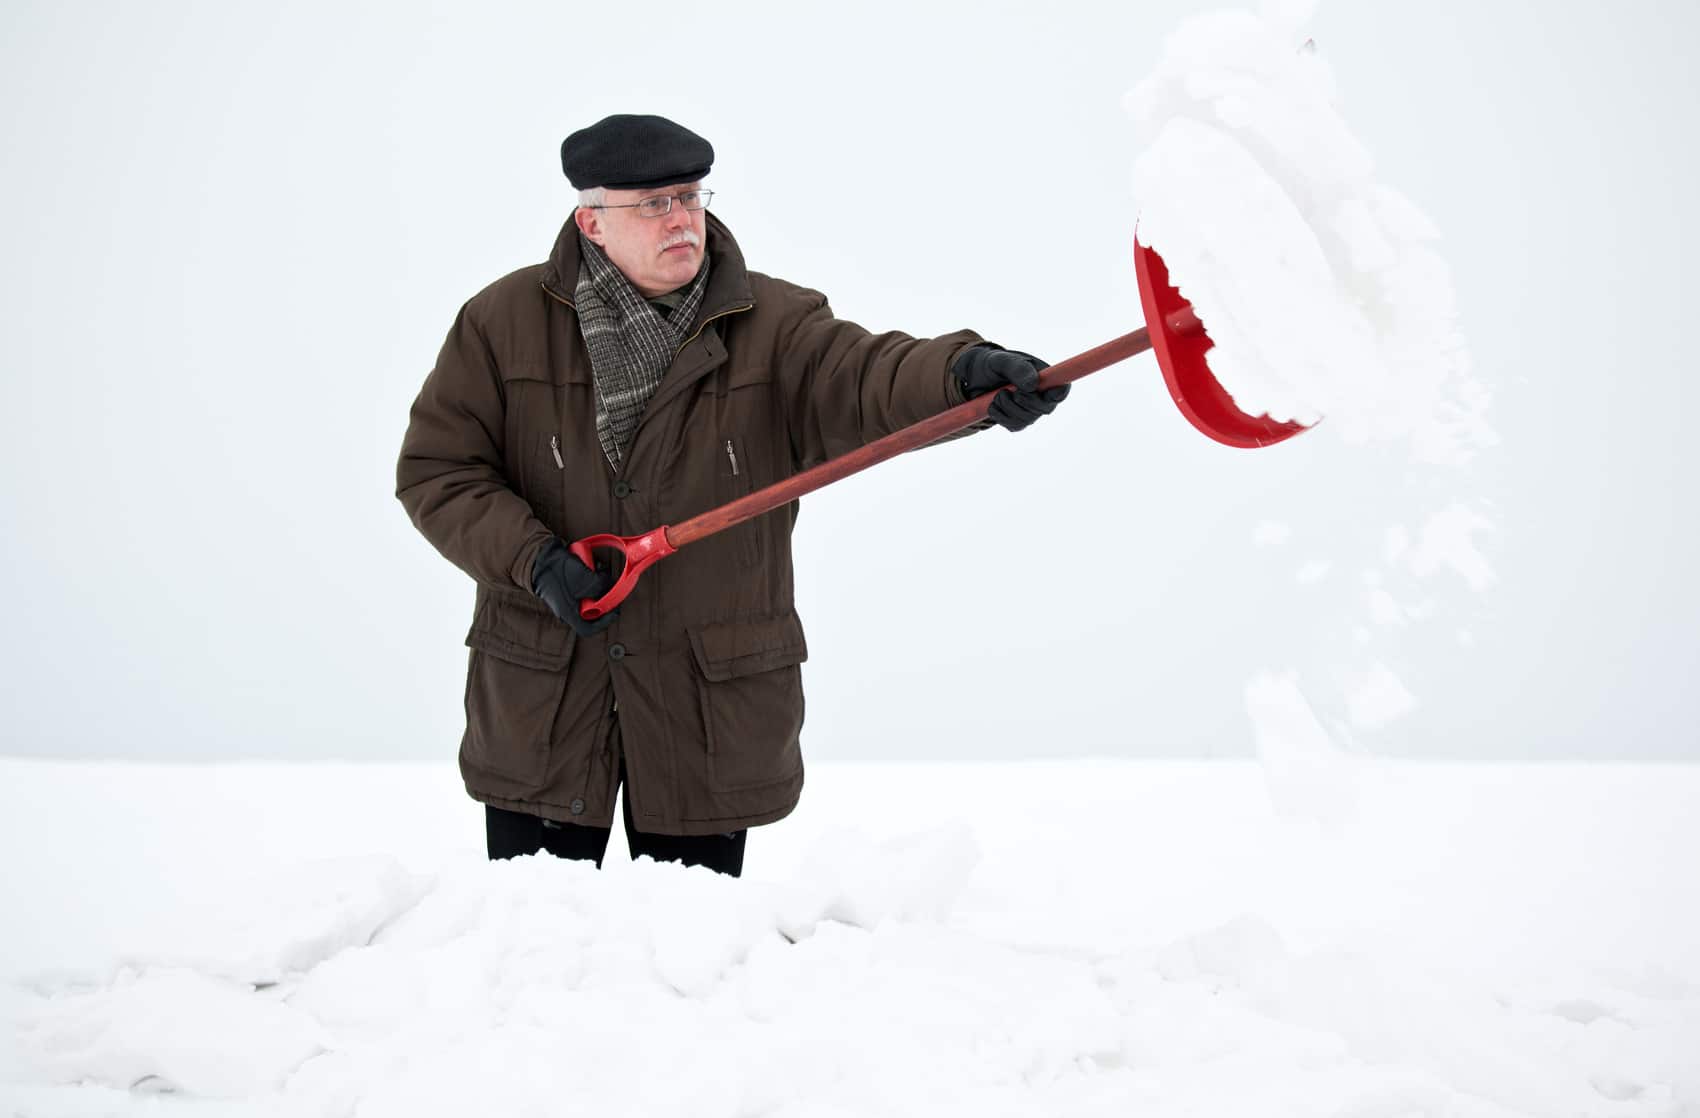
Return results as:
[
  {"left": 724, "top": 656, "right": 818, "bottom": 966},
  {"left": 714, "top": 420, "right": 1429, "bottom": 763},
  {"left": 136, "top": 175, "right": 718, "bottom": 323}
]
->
[
  {"left": 568, "top": 317, "right": 1185, "bottom": 617},
  {"left": 669, "top": 323, "right": 1162, "bottom": 548}
]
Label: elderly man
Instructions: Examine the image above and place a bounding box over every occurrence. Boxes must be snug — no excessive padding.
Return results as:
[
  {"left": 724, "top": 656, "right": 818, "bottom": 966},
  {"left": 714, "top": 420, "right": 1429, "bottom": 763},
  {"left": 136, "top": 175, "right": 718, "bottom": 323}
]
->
[{"left": 397, "top": 114, "right": 1066, "bottom": 876}]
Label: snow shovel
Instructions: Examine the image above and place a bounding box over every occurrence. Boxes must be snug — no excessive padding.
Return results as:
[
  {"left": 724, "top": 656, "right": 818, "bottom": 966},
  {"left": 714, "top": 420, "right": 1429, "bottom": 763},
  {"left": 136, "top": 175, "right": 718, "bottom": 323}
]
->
[{"left": 568, "top": 238, "right": 1311, "bottom": 619}]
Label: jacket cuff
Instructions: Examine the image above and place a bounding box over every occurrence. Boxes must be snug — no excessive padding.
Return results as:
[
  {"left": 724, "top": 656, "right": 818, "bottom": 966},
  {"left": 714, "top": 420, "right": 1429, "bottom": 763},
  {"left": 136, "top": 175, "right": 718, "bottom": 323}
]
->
[
  {"left": 510, "top": 533, "right": 553, "bottom": 595},
  {"left": 941, "top": 339, "right": 991, "bottom": 407}
]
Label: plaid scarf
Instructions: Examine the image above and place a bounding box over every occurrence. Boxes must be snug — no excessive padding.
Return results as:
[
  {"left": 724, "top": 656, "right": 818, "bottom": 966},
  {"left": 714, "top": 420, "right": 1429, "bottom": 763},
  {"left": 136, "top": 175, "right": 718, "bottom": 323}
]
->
[{"left": 575, "top": 234, "right": 710, "bottom": 469}]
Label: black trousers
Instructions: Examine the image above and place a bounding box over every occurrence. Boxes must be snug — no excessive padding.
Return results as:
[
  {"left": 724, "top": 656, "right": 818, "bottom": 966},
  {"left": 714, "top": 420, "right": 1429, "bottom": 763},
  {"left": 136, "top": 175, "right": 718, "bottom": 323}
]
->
[{"left": 485, "top": 781, "right": 746, "bottom": 878}]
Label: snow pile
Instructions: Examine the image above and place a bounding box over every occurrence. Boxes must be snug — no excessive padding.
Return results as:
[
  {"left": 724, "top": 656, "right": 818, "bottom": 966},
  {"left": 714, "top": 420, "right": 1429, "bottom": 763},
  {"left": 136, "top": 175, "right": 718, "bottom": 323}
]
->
[
  {"left": 1119, "top": 915, "right": 1700, "bottom": 1116},
  {"left": 1128, "top": 1, "right": 1491, "bottom": 465},
  {"left": 10, "top": 849, "right": 1698, "bottom": 1115},
  {"left": 4, "top": 759, "right": 1699, "bottom": 1115},
  {"left": 23, "top": 969, "right": 327, "bottom": 1098},
  {"left": 7, "top": 825, "right": 995, "bottom": 1108},
  {"left": 161, "top": 855, "right": 432, "bottom": 987},
  {"left": 783, "top": 822, "right": 980, "bottom": 930},
  {"left": 14, "top": 858, "right": 1698, "bottom": 1115}
]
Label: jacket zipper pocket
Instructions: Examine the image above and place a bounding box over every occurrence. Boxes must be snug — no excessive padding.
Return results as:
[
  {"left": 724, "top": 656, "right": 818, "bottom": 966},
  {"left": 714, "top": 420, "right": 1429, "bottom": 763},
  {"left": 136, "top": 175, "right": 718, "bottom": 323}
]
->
[
  {"left": 550, "top": 435, "right": 564, "bottom": 469},
  {"left": 719, "top": 438, "right": 757, "bottom": 568}
]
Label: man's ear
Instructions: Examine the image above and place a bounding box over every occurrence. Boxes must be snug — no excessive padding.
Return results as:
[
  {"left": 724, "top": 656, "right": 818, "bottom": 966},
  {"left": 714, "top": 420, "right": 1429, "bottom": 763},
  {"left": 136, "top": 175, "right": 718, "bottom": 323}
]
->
[{"left": 574, "top": 206, "right": 603, "bottom": 245}]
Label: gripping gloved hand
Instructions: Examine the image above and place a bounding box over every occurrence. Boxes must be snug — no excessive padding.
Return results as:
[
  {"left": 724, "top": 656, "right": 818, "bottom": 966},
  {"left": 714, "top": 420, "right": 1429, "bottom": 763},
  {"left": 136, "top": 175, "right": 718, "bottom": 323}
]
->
[
  {"left": 952, "top": 344, "right": 1070, "bottom": 432},
  {"left": 532, "top": 537, "right": 619, "bottom": 636}
]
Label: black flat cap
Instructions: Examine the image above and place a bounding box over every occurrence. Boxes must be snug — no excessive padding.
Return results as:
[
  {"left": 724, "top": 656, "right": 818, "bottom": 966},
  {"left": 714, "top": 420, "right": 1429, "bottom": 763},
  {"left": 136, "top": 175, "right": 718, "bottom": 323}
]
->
[{"left": 560, "top": 114, "right": 714, "bottom": 190}]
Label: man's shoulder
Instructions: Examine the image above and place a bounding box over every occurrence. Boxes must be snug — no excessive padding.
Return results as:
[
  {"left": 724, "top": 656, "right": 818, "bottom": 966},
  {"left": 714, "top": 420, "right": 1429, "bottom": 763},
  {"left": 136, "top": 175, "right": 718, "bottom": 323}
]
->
[
  {"left": 464, "top": 262, "right": 552, "bottom": 315},
  {"left": 746, "top": 270, "right": 828, "bottom": 315},
  {"left": 455, "top": 264, "right": 558, "bottom": 355}
]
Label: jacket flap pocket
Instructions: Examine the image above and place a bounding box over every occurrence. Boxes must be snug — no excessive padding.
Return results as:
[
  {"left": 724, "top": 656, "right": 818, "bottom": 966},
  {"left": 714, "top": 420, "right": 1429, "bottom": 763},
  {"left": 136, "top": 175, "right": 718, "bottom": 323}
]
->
[
  {"left": 466, "top": 593, "right": 575, "bottom": 671},
  {"left": 688, "top": 611, "right": 809, "bottom": 682},
  {"left": 723, "top": 355, "right": 773, "bottom": 391},
  {"left": 497, "top": 350, "right": 592, "bottom": 387}
]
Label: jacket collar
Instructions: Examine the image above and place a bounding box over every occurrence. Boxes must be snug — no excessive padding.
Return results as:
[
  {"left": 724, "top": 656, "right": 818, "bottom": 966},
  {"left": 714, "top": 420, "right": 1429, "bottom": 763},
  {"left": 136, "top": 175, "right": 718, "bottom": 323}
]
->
[{"left": 541, "top": 211, "right": 755, "bottom": 322}]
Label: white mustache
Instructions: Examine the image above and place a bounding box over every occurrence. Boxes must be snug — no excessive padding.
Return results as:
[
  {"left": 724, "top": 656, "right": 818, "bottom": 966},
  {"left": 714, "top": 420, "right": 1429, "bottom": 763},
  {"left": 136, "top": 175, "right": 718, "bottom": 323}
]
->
[{"left": 659, "top": 232, "right": 701, "bottom": 252}]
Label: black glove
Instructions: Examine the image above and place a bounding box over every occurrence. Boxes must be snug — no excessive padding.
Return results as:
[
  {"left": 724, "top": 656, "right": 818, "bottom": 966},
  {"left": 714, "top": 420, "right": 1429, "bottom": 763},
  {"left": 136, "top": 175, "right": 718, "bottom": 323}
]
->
[
  {"left": 531, "top": 538, "right": 619, "bottom": 637},
  {"left": 952, "top": 345, "right": 1070, "bottom": 432}
]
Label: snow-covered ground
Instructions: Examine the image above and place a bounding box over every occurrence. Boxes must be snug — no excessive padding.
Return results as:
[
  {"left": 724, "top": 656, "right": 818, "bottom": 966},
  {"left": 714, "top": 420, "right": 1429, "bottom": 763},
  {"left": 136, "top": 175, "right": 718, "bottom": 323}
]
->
[{"left": 3, "top": 758, "right": 1696, "bottom": 1116}]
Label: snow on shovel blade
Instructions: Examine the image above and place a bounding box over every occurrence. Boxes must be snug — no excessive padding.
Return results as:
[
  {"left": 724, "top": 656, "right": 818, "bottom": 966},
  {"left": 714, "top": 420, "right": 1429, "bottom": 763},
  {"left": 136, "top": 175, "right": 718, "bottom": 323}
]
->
[{"left": 1135, "top": 237, "right": 1310, "bottom": 449}]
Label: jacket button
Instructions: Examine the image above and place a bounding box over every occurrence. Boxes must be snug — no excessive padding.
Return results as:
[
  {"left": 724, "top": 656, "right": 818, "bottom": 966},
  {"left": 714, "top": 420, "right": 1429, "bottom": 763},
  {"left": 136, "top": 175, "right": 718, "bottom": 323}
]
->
[
  {"left": 608, "top": 643, "right": 627, "bottom": 661},
  {"left": 613, "top": 481, "right": 633, "bottom": 499},
  {"left": 569, "top": 798, "right": 585, "bottom": 816}
]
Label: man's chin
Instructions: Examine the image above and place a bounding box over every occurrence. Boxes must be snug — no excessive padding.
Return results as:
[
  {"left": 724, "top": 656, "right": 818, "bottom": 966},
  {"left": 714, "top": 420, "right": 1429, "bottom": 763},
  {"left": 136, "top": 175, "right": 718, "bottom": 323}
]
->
[
  {"left": 642, "top": 261, "right": 701, "bottom": 296},
  {"left": 661, "top": 251, "right": 702, "bottom": 278}
]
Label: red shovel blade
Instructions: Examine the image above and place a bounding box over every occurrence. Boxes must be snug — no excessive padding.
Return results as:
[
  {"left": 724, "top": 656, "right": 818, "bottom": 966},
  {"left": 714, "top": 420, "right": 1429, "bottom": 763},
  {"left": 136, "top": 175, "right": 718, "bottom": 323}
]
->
[{"left": 1134, "top": 237, "right": 1310, "bottom": 449}]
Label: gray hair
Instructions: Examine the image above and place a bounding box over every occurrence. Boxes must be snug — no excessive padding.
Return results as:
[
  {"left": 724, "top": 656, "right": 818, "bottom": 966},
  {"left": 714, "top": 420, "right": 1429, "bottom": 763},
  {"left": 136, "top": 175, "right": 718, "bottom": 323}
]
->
[{"left": 578, "top": 186, "right": 607, "bottom": 209}]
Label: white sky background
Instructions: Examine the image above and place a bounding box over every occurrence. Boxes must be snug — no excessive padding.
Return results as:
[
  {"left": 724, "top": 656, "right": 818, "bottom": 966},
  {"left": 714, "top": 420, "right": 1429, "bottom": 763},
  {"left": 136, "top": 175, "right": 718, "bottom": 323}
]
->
[{"left": 0, "top": 0, "right": 1695, "bottom": 762}]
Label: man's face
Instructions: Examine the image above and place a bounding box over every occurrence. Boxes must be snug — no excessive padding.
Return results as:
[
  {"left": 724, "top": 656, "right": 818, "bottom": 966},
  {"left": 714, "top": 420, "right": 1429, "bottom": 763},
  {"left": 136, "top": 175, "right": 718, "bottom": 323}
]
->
[{"left": 573, "top": 181, "right": 708, "bottom": 298}]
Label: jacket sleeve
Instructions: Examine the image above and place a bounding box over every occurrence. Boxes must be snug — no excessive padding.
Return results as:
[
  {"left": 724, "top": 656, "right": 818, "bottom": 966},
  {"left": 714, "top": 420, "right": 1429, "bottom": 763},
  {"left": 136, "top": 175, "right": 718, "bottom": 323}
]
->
[
  {"left": 776, "top": 288, "right": 988, "bottom": 470},
  {"left": 396, "top": 301, "right": 552, "bottom": 592}
]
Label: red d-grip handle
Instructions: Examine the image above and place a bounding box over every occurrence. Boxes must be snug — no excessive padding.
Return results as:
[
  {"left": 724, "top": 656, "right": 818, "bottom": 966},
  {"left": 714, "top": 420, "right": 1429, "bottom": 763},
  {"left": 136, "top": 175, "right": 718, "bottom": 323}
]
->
[{"left": 567, "top": 526, "right": 677, "bottom": 620}]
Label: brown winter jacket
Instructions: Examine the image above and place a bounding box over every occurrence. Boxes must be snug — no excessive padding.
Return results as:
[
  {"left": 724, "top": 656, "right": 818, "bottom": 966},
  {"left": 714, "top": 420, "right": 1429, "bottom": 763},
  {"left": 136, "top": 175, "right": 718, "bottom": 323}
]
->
[{"left": 397, "top": 213, "right": 982, "bottom": 834}]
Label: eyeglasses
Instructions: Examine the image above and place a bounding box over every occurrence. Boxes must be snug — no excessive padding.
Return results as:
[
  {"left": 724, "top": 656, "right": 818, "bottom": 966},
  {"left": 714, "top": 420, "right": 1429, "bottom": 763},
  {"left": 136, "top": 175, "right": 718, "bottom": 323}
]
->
[{"left": 594, "top": 189, "right": 714, "bottom": 218}]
